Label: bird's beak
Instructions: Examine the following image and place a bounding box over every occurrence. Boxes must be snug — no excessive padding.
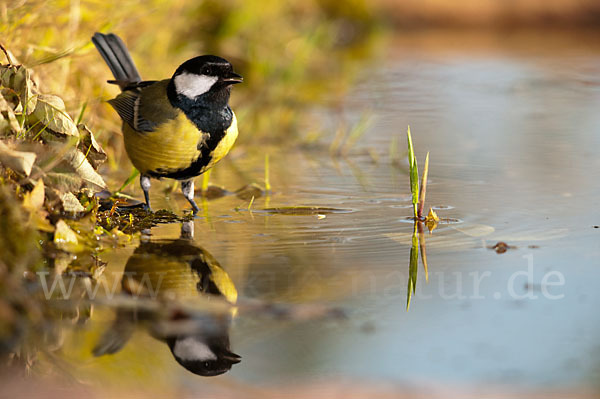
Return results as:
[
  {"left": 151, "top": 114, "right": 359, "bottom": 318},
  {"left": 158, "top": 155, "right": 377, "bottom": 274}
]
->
[
  {"left": 221, "top": 72, "right": 243, "bottom": 84},
  {"left": 222, "top": 350, "right": 242, "bottom": 364}
]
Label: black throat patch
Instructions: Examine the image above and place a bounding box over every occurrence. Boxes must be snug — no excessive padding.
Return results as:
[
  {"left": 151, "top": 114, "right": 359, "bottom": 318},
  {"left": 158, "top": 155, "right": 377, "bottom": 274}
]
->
[{"left": 149, "top": 82, "right": 234, "bottom": 180}]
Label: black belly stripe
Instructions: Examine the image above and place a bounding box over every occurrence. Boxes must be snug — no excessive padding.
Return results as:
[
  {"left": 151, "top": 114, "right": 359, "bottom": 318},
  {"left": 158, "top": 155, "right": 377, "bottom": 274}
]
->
[
  {"left": 146, "top": 120, "right": 230, "bottom": 180},
  {"left": 147, "top": 85, "right": 234, "bottom": 180}
]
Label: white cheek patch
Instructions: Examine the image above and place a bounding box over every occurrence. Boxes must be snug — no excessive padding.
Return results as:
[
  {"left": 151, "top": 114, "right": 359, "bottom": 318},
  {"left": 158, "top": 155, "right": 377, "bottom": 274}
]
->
[
  {"left": 174, "top": 72, "right": 218, "bottom": 98},
  {"left": 173, "top": 337, "right": 217, "bottom": 361}
]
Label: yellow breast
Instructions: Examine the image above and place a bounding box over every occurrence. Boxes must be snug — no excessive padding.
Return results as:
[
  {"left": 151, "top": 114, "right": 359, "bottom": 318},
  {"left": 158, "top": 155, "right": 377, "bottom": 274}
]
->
[
  {"left": 206, "top": 113, "right": 238, "bottom": 169},
  {"left": 122, "top": 112, "right": 238, "bottom": 177},
  {"left": 123, "top": 112, "right": 201, "bottom": 174}
]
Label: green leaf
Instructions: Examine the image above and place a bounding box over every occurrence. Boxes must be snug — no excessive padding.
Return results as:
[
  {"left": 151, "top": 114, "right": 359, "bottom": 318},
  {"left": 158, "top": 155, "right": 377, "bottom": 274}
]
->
[
  {"left": 418, "top": 221, "right": 429, "bottom": 282},
  {"left": 201, "top": 168, "right": 212, "bottom": 192},
  {"left": 264, "top": 153, "right": 271, "bottom": 192},
  {"left": 407, "top": 126, "right": 418, "bottom": 219},
  {"left": 417, "top": 152, "right": 429, "bottom": 219},
  {"left": 407, "top": 222, "right": 419, "bottom": 311}
]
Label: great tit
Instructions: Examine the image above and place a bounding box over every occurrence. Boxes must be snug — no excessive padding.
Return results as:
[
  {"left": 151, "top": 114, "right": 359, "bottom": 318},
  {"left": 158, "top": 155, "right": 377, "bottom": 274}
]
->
[
  {"left": 93, "top": 222, "right": 241, "bottom": 376},
  {"left": 91, "top": 33, "right": 243, "bottom": 213}
]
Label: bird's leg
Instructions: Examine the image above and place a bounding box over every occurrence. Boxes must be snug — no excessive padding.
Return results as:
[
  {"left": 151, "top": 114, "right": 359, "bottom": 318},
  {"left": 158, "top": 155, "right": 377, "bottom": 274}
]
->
[
  {"left": 140, "top": 174, "right": 152, "bottom": 212},
  {"left": 181, "top": 179, "right": 200, "bottom": 214},
  {"left": 180, "top": 220, "right": 194, "bottom": 239}
]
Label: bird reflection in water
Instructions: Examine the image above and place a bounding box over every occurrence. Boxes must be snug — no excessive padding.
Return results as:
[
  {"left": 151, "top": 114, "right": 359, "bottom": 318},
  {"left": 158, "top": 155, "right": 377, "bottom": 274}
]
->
[{"left": 93, "top": 221, "right": 241, "bottom": 376}]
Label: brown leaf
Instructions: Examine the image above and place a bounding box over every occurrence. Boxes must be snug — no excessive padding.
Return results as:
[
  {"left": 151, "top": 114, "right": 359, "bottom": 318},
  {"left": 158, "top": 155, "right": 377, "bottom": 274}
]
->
[
  {"left": 0, "top": 65, "right": 37, "bottom": 114},
  {"left": 234, "top": 183, "right": 263, "bottom": 200},
  {"left": 0, "top": 139, "right": 36, "bottom": 176},
  {"left": 30, "top": 94, "right": 79, "bottom": 138},
  {"left": 22, "top": 179, "right": 45, "bottom": 211},
  {"left": 44, "top": 173, "right": 84, "bottom": 195},
  {"left": 425, "top": 208, "right": 439, "bottom": 233},
  {"left": 54, "top": 220, "right": 83, "bottom": 253},
  {"left": 60, "top": 192, "right": 85, "bottom": 213},
  {"left": 64, "top": 148, "right": 106, "bottom": 191},
  {"left": 77, "top": 124, "right": 107, "bottom": 169},
  {"left": 0, "top": 95, "right": 21, "bottom": 136}
]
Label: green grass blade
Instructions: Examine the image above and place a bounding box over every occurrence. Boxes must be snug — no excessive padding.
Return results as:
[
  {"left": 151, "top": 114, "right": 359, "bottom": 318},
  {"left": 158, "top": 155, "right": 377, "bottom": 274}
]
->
[
  {"left": 201, "top": 168, "right": 212, "bottom": 192},
  {"left": 407, "top": 222, "right": 419, "bottom": 311},
  {"left": 417, "top": 151, "right": 429, "bottom": 219},
  {"left": 407, "top": 126, "right": 419, "bottom": 219},
  {"left": 264, "top": 154, "right": 271, "bottom": 192},
  {"left": 341, "top": 113, "right": 371, "bottom": 155},
  {"left": 417, "top": 221, "right": 428, "bottom": 282},
  {"left": 76, "top": 101, "right": 88, "bottom": 125},
  {"left": 116, "top": 168, "right": 139, "bottom": 194}
]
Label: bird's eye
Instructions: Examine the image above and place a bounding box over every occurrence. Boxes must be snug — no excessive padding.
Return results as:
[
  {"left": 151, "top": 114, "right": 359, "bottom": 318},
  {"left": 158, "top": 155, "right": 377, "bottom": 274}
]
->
[
  {"left": 204, "top": 361, "right": 210, "bottom": 367},
  {"left": 202, "top": 67, "right": 210, "bottom": 75}
]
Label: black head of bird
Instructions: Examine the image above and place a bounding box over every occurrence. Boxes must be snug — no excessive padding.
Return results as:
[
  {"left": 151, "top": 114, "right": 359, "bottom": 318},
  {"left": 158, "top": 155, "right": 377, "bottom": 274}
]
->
[
  {"left": 92, "top": 222, "right": 241, "bottom": 376},
  {"left": 168, "top": 55, "right": 242, "bottom": 108},
  {"left": 167, "top": 334, "right": 242, "bottom": 377},
  {"left": 92, "top": 33, "right": 243, "bottom": 213}
]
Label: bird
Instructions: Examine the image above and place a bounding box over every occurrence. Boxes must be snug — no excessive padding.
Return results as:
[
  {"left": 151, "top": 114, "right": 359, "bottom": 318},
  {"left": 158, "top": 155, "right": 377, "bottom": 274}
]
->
[
  {"left": 93, "top": 221, "right": 241, "bottom": 376},
  {"left": 91, "top": 32, "right": 242, "bottom": 213}
]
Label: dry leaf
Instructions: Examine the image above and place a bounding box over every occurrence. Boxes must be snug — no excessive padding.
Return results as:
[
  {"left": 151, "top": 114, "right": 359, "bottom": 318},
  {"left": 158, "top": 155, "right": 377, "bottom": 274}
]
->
[
  {"left": 425, "top": 208, "right": 439, "bottom": 233},
  {"left": 0, "top": 65, "right": 37, "bottom": 114},
  {"left": 77, "top": 124, "right": 107, "bottom": 168},
  {"left": 60, "top": 192, "right": 85, "bottom": 213},
  {"left": 0, "top": 140, "right": 36, "bottom": 176},
  {"left": 44, "top": 173, "right": 84, "bottom": 195},
  {"left": 54, "top": 219, "right": 83, "bottom": 252},
  {"left": 33, "top": 214, "right": 54, "bottom": 233},
  {"left": 0, "top": 95, "right": 21, "bottom": 136},
  {"left": 31, "top": 94, "right": 79, "bottom": 138},
  {"left": 23, "top": 179, "right": 45, "bottom": 211},
  {"left": 235, "top": 183, "right": 263, "bottom": 200},
  {"left": 65, "top": 148, "right": 106, "bottom": 191},
  {"left": 53, "top": 253, "right": 72, "bottom": 275}
]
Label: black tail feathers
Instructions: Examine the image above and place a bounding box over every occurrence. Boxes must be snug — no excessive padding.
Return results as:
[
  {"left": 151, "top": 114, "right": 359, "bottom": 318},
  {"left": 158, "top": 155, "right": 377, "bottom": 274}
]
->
[{"left": 92, "top": 32, "right": 142, "bottom": 91}]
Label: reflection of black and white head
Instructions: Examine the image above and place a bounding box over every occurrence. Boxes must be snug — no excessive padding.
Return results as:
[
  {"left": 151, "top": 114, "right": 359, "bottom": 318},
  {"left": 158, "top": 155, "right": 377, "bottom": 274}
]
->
[
  {"left": 168, "top": 335, "right": 241, "bottom": 377},
  {"left": 172, "top": 55, "right": 242, "bottom": 100}
]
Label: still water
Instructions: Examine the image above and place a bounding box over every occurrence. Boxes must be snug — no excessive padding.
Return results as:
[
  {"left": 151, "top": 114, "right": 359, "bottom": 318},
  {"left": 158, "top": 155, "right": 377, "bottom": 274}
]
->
[{"left": 29, "top": 31, "right": 600, "bottom": 396}]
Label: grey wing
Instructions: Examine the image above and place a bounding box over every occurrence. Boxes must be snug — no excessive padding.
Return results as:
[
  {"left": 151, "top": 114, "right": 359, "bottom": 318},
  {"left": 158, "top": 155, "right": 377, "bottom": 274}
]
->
[
  {"left": 108, "top": 89, "right": 140, "bottom": 129},
  {"left": 92, "top": 310, "right": 135, "bottom": 356},
  {"left": 107, "top": 80, "right": 176, "bottom": 132}
]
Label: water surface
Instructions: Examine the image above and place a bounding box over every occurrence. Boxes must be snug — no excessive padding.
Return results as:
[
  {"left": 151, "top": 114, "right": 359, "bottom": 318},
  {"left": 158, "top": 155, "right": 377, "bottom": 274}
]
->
[{"left": 26, "top": 30, "right": 600, "bottom": 397}]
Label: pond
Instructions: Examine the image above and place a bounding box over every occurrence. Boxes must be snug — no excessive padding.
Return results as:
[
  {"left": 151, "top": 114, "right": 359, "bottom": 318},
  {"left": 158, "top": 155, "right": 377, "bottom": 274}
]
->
[{"left": 8, "top": 30, "right": 600, "bottom": 397}]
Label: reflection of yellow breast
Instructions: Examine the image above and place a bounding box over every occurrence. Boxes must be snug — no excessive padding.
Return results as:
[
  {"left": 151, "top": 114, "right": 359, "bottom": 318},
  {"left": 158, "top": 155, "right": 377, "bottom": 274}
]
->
[
  {"left": 123, "top": 255, "right": 201, "bottom": 299},
  {"left": 122, "top": 243, "right": 238, "bottom": 304},
  {"left": 122, "top": 112, "right": 202, "bottom": 174}
]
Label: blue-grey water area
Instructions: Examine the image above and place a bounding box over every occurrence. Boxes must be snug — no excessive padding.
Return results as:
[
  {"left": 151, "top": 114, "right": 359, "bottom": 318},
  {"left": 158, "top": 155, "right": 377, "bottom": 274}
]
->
[{"left": 31, "top": 30, "right": 600, "bottom": 397}]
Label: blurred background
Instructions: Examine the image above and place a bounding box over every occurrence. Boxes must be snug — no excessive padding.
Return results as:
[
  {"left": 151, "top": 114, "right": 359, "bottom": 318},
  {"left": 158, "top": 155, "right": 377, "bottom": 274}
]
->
[{"left": 2, "top": 0, "right": 599, "bottom": 171}]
